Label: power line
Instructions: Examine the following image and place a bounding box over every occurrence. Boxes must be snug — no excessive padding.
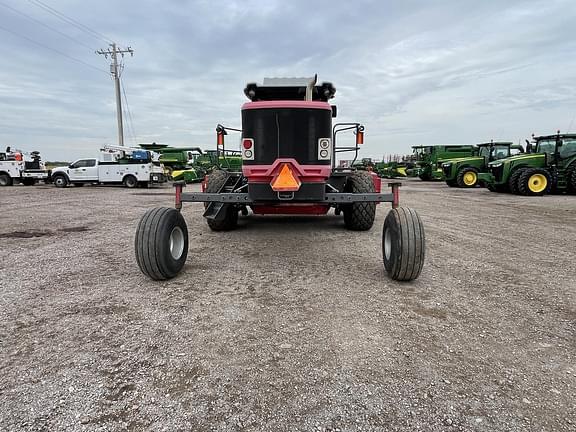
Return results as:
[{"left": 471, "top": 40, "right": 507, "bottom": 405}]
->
[
  {"left": 121, "top": 79, "right": 137, "bottom": 145},
  {"left": 0, "top": 23, "right": 107, "bottom": 74},
  {"left": 0, "top": 1, "right": 95, "bottom": 51},
  {"left": 27, "top": 0, "right": 113, "bottom": 44}
]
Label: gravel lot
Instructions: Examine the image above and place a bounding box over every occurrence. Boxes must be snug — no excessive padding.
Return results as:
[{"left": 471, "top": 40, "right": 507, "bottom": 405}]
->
[{"left": 1, "top": 179, "right": 574, "bottom": 431}]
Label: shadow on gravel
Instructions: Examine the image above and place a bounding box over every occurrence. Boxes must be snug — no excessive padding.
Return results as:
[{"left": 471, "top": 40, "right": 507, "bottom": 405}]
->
[
  {"left": 0, "top": 226, "right": 90, "bottom": 238},
  {"left": 225, "top": 216, "right": 348, "bottom": 233}
]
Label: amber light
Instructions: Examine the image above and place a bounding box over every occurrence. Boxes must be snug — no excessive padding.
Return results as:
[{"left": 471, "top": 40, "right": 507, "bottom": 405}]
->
[{"left": 356, "top": 131, "right": 364, "bottom": 145}]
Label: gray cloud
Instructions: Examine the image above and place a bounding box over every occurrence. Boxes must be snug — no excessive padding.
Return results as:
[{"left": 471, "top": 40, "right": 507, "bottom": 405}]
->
[{"left": 0, "top": 0, "right": 574, "bottom": 161}]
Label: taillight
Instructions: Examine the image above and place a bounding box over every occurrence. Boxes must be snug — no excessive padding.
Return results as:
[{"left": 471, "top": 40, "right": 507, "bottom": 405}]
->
[
  {"left": 242, "top": 138, "right": 254, "bottom": 160},
  {"left": 318, "top": 138, "right": 331, "bottom": 160}
]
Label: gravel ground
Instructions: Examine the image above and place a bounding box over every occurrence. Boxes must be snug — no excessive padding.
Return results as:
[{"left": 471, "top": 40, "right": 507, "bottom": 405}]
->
[{"left": 0, "top": 179, "right": 574, "bottom": 432}]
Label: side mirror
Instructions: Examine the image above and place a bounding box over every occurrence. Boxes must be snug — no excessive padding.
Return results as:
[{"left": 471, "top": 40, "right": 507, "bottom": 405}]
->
[{"left": 331, "top": 105, "right": 337, "bottom": 118}]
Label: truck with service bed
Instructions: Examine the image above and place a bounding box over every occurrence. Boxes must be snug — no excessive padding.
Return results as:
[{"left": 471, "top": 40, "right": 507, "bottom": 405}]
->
[
  {"left": 51, "top": 145, "right": 167, "bottom": 188},
  {"left": 0, "top": 147, "right": 51, "bottom": 186}
]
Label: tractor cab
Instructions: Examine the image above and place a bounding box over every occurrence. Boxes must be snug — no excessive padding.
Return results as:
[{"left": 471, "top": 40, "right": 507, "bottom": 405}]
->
[
  {"left": 476, "top": 142, "right": 522, "bottom": 162},
  {"left": 531, "top": 133, "right": 576, "bottom": 161}
]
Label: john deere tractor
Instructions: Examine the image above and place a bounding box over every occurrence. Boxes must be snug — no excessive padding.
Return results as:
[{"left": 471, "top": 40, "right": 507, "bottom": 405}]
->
[
  {"left": 407, "top": 145, "right": 476, "bottom": 180},
  {"left": 483, "top": 133, "right": 576, "bottom": 196},
  {"left": 442, "top": 142, "right": 524, "bottom": 188}
]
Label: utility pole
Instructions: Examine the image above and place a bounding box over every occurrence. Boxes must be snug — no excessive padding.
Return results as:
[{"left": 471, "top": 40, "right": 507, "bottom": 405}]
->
[{"left": 96, "top": 43, "right": 134, "bottom": 146}]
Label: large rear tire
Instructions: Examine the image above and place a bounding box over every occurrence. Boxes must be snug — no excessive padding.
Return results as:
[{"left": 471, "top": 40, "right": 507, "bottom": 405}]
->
[
  {"left": 343, "top": 171, "right": 376, "bottom": 231},
  {"left": 518, "top": 168, "right": 551, "bottom": 196},
  {"left": 135, "top": 207, "right": 188, "bottom": 280},
  {"left": 0, "top": 173, "right": 13, "bottom": 186},
  {"left": 567, "top": 164, "right": 576, "bottom": 193},
  {"left": 383, "top": 207, "right": 425, "bottom": 281},
  {"left": 508, "top": 168, "right": 525, "bottom": 195},
  {"left": 205, "top": 170, "right": 238, "bottom": 231}
]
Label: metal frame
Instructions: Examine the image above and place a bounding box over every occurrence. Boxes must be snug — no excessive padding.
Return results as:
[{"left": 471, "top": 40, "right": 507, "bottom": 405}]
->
[
  {"left": 174, "top": 181, "right": 402, "bottom": 210},
  {"left": 332, "top": 122, "right": 364, "bottom": 168}
]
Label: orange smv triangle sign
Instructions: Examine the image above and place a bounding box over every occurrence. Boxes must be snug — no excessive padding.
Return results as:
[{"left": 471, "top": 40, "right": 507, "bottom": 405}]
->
[{"left": 271, "top": 164, "right": 301, "bottom": 192}]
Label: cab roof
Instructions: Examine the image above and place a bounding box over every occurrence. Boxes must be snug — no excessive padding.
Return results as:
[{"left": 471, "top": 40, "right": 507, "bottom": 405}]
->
[
  {"left": 244, "top": 79, "right": 336, "bottom": 102},
  {"left": 534, "top": 133, "right": 576, "bottom": 140}
]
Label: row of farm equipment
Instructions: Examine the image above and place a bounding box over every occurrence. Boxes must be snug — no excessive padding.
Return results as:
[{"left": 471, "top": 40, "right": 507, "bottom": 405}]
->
[
  {"left": 0, "top": 143, "right": 241, "bottom": 188},
  {"left": 368, "top": 135, "right": 576, "bottom": 196}
]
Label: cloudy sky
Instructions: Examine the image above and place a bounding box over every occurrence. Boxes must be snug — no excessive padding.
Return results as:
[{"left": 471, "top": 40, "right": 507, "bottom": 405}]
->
[{"left": 0, "top": 0, "right": 575, "bottom": 161}]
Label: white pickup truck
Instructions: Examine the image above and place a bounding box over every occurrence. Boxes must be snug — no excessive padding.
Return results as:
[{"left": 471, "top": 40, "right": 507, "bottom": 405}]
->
[
  {"left": 0, "top": 149, "right": 51, "bottom": 186},
  {"left": 51, "top": 147, "right": 167, "bottom": 188}
]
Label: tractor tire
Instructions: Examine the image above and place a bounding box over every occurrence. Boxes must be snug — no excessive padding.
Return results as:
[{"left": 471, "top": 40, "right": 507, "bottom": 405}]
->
[
  {"left": 205, "top": 170, "right": 238, "bottom": 231},
  {"left": 343, "top": 171, "right": 376, "bottom": 231},
  {"left": 508, "top": 169, "right": 525, "bottom": 195},
  {"left": 567, "top": 164, "right": 576, "bottom": 193},
  {"left": 518, "top": 168, "right": 551, "bottom": 196},
  {"left": 123, "top": 175, "right": 138, "bottom": 188},
  {"left": 418, "top": 173, "right": 432, "bottom": 181},
  {"left": 53, "top": 174, "right": 68, "bottom": 188},
  {"left": 382, "top": 207, "right": 425, "bottom": 281},
  {"left": 135, "top": 207, "right": 188, "bottom": 280},
  {"left": 456, "top": 167, "right": 479, "bottom": 188},
  {"left": 0, "top": 173, "right": 13, "bottom": 186},
  {"left": 445, "top": 179, "right": 458, "bottom": 187}
]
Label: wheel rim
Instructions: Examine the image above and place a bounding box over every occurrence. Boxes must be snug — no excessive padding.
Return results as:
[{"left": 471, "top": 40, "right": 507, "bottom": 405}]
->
[
  {"left": 169, "top": 226, "right": 185, "bottom": 260},
  {"left": 463, "top": 171, "right": 477, "bottom": 186},
  {"left": 0, "top": 177, "right": 7, "bottom": 186},
  {"left": 528, "top": 174, "right": 547, "bottom": 193},
  {"left": 55, "top": 177, "right": 65, "bottom": 186},
  {"left": 384, "top": 227, "right": 391, "bottom": 260}
]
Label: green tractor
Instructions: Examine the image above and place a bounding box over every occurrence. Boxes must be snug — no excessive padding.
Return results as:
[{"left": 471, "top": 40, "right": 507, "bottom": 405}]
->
[
  {"left": 194, "top": 149, "right": 243, "bottom": 172},
  {"left": 441, "top": 142, "right": 524, "bottom": 188},
  {"left": 139, "top": 143, "right": 206, "bottom": 182},
  {"left": 406, "top": 145, "right": 476, "bottom": 180},
  {"left": 483, "top": 133, "right": 576, "bottom": 196},
  {"left": 375, "top": 155, "right": 410, "bottom": 179}
]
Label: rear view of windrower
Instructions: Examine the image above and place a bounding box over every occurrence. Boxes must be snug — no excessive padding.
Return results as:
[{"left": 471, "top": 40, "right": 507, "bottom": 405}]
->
[{"left": 135, "top": 76, "right": 425, "bottom": 281}]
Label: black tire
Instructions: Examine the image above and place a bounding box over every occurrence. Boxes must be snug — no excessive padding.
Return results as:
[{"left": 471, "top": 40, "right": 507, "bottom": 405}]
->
[
  {"left": 0, "top": 173, "right": 13, "bottom": 186},
  {"left": 204, "top": 170, "right": 238, "bottom": 231},
  {"left": 123, "top": 175, "right": 138, "bottom": 188},
  {"left": 508, "top": 168, "right": 525, "bottom": 195},
  {"left": 135, "top": 207, "right": 189, "bottom": 280},
  {"left": 518, "top": 168, "right": 551, "bottom": 196},
  {"left": 343, "top": 171, "right": 376, "bottom": 231},
  {"left": 445, "top": 179, "right": 458, "bottom": 187},
  {"left": 567, "top": 164, "right": 576, "bottom": 193},
  {"left": 456, "top": 167, "right": 479, "bottom": 188},
  {"left": 382, "top": 207, "right": 425, "bottom": 281},
  {"left": 53, "top": 174, "right": 68, "bottom": 188}
]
